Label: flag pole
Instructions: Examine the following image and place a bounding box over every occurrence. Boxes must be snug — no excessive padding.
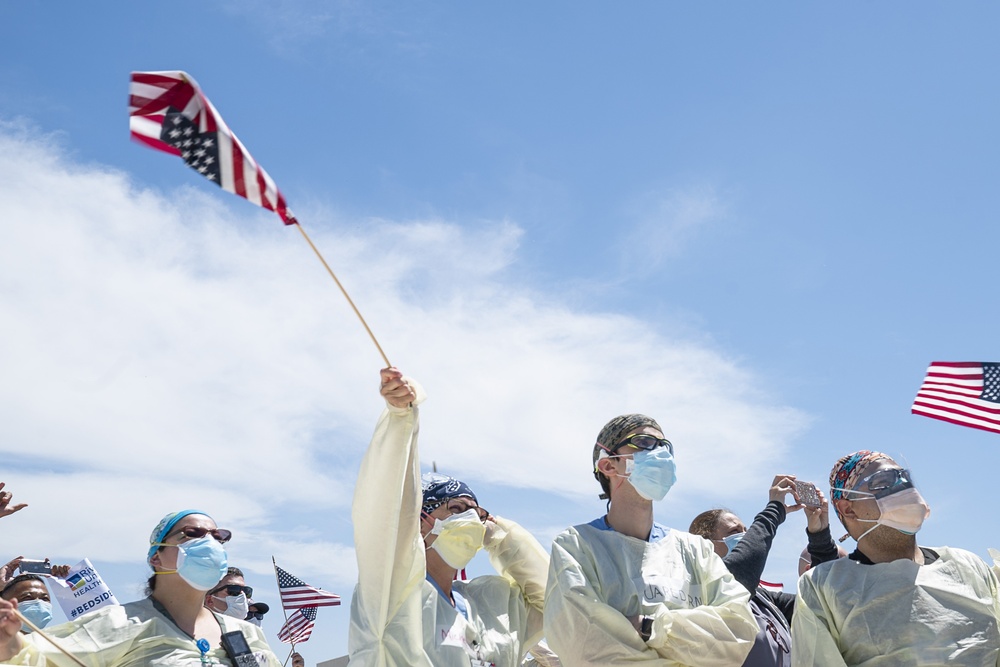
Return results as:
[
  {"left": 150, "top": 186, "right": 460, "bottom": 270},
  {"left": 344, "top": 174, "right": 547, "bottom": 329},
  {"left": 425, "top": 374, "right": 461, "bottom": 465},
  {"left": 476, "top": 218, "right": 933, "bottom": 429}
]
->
[
  {"left": 272, "top": 556, "right": 291, "bottom": 627},
  {"left": 15, "top": 609, "right": 87, "bottom": 667},
  {"left": 272, "top": 557, "right": 298, "bottom": 658},
  {"left": 294, "top": 223, "right": 391, "bottom": 368}
]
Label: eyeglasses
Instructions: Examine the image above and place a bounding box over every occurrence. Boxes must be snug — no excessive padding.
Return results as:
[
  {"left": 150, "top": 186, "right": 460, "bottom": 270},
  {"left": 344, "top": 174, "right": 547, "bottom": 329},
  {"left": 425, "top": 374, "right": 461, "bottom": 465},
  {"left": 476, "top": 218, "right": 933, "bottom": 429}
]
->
[
  {"left": 845, "top": 468, "right": 915, "bottom": 499},
  {"left": 246, "top": 610, "right": 266, "bottom": 621},
  {"left": 166, "top": 525, "right": 233, "bottom": 544},
  {"left": 612, "top": 434, "right": 673, "bottom": 456},
  {"left": 424, "top": 500, "right": 490, "bottom": 524},
  {"left": 212, "top": 584, "right": 253, "bottom": 598}
]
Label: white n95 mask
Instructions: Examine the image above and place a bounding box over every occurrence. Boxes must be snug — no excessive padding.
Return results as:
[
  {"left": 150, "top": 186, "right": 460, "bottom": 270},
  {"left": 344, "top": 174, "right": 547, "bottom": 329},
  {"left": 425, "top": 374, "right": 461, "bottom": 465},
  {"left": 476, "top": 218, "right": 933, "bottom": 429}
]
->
[
  {"left": 428, "top": 509, "right": 486, "bottom": 569},
  {"left": 856, "top": 487, "right": 930, "bottom": 541},
  {"left": 215, "top": 592, "right": 249, "bottom": 620}
]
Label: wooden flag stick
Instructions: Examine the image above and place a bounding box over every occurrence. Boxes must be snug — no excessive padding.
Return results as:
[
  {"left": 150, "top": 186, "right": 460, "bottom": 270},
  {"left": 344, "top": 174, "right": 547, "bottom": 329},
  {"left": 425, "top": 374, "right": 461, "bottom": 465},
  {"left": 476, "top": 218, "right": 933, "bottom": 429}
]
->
[
  {"left": 272, "top": 556, "right": 298, "bottom": 660},
  {"left": 294, "top": 223, "right": 391, "bottom": 368},
  {"left": 14, "top": 609, "right": 87, "bottom": 667}
]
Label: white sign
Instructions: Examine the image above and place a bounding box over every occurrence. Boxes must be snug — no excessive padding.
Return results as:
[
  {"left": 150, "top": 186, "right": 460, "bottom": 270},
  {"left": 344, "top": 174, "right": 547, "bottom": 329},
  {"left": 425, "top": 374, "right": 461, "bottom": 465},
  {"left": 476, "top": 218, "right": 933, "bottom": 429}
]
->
[{"left": 47, "top": 559, "right": 120, "bottom": 620}]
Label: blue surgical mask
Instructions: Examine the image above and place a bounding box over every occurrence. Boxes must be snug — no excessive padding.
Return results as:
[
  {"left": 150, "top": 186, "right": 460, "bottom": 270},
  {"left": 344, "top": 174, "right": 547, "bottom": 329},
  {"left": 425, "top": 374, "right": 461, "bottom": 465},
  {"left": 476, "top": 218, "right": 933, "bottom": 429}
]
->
[
  {"left": 624, "top": 447, "right": 677, "bottom": 501},
  {"left": 157, "top": 536, "right": 228, "bottom": 591},
  {"left": 18, "top": 600, "right": 53, "bottom": 632},
  {"left": 721, "top": 532, "right": 745, "bottom": 555}
]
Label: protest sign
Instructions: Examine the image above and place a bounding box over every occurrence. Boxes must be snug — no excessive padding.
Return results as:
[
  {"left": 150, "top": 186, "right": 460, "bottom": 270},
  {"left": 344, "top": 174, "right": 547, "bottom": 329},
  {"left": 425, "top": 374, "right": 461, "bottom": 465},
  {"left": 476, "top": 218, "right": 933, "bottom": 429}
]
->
[{"left": 47, "top": 559, "right": 119, "bottom": 620}]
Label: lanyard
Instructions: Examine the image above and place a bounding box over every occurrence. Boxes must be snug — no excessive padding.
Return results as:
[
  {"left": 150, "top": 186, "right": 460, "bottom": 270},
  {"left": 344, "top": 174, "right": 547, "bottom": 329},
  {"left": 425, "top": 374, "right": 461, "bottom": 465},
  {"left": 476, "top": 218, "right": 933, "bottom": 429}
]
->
[{"left": 149, "top": 596, "right": 220, "bottom": 665}]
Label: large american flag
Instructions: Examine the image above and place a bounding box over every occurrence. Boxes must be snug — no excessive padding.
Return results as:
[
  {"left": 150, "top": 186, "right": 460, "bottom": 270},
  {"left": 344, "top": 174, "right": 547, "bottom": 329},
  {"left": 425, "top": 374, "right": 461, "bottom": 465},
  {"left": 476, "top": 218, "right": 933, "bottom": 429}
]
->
[
  {"left": 129, "top": 71, "right": 297, "bottom": 225},
  {"left": 911, "top": 361, "right": 1000, "bottom": 434},
  {"left": 277, "top": 607, "right": 316, "bottom": 644},
  {"left": 275, "top": 565, "right": 341, "bottom": 609}
]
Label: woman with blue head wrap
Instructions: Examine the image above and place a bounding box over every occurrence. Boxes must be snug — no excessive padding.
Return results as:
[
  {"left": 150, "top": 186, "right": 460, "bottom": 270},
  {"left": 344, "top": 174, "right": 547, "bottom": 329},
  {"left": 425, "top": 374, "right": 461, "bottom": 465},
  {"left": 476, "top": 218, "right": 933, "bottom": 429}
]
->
[
  {"left": 0, "top": 510, "right": 282, "bottom": 665},
  {"left": 348, "top": 367, "right": 551, "bottom": 667}
]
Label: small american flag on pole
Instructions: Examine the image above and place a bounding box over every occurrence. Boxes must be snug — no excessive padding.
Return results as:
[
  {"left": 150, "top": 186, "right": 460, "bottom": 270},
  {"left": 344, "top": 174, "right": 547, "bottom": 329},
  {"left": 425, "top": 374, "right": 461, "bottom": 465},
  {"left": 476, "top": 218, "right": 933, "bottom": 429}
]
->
[
  {"left": 277, "top": 607, "right": 316, "bottom": 644},
  {"left": 275, "top": 565, "right": 341, "bottom": 609},
  {"left": 911, "top": 361, "right": 1000, "bottom": 435},
  {"left": 129, "top": 71, "right": 297, "bottom": 225}
]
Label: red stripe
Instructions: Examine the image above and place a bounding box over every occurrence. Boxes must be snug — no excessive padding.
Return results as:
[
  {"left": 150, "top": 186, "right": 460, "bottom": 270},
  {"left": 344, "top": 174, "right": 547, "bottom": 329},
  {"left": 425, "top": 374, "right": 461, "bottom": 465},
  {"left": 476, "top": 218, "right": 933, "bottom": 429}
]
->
[
  {"left": 129, "top": 132, "right": 180, "bottom": 155},
  {"left": 256, "top": 169, "right": 275, "bottom": 212},
  {"left": 912, "top": 399, "right": 1000, "bottom": 426},
  {"left": 232, "top": 145, "right": 247, "bottom": 198},
  {"left": 128, "top": 95, "right": 165, "bottom": 115},
  {"left": 194, "top": 88, "right": 218, "bottom": 133},
  {"left": 130, "top": 81, "right": 195, "bottom": 120},
  {"left": 920, "top": 381, "right": 981, "bottom": 392},
  {"left": 925, "top": 372, "right": 984, "bottom": 382},
  {"left": 281, "top": 599, "right": 340, "bottom": 608},
  {"left": 927, "top": 361, "right": 983, "bottom": 369},
  {"left": 275, "top": 195, "right": 296, "bottom": 225},
  {"left": 130, "top": 72, "right": 185, "bottom": 87},
  {"left": 912, "top": 407, "right": 1000, "bottom": 435},
  {"left": 918, "top": 384, "right": 980, "bottom": 398},
  {"left": 914, "top": 392, "right": 1000, "bottom": 417}
]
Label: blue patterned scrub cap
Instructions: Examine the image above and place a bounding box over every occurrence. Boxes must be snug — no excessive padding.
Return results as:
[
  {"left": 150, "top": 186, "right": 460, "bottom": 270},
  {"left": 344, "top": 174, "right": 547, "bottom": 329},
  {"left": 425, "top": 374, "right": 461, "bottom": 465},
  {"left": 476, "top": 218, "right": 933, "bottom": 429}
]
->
[{"left": 420, "top": 473, "right": 477, "bottom": 512}]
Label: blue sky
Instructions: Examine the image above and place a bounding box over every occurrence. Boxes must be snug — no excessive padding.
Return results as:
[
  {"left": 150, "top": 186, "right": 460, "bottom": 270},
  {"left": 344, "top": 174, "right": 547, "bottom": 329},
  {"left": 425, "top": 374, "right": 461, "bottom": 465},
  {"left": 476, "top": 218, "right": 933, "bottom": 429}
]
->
[{"left": 2, "top": 2, "right": 1000, "bottom": 662}]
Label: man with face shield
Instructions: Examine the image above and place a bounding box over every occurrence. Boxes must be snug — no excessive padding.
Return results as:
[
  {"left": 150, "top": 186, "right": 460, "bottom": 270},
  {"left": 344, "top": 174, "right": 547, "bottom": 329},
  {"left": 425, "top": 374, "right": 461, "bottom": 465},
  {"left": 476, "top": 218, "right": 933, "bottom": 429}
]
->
[
  {"left": 348, "top": 368, "right": 549, "bottom": 667},
  {"left": 544, "top": 414, "right": 758, "bottom": 666},
  {"left": 792, "top": 450, "right": 1000, "bottom": 666}
]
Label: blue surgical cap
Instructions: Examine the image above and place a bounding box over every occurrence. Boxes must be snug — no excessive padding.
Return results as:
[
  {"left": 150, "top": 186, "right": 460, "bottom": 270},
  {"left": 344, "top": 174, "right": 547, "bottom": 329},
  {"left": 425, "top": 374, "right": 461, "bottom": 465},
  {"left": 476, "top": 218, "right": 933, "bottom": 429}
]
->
[{"left": 147, "top": 509, "right": 212, "bottom": 562}]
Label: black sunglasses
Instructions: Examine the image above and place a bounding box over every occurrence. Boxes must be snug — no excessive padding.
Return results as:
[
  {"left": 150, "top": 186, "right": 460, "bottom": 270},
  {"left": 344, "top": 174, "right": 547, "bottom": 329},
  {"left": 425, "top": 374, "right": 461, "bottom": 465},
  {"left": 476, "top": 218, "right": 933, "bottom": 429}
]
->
[
  {"left": 246, "top": 610, "right": 266, "bottom": 621},
  {"left": 612, "top": 434, "right": 673, "bottom": 456},
  {"left": 167, "top": 525, "right": 233, "bottom": 544},
  {"left": 211, "top": 584, "right": 253, "bottom": 598}
]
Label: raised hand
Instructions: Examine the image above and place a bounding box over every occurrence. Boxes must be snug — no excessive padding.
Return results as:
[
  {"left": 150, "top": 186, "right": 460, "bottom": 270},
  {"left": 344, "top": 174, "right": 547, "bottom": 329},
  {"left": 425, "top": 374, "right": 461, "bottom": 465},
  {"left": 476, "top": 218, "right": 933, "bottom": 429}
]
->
[
  {"left": 0, "top": 483, "right": 27, "bottom": 520},
  {"left": 0, "top": 557, "right": 23, "bottom": 588},
  {"left": 803, "top": 487, "right": 830, "bottom": 533},
  {"left": 380, "top": 367, "right": 416, "bottom": 409},
  {"left": 769, "top": 474, "right": 803, "bottom": 513}
]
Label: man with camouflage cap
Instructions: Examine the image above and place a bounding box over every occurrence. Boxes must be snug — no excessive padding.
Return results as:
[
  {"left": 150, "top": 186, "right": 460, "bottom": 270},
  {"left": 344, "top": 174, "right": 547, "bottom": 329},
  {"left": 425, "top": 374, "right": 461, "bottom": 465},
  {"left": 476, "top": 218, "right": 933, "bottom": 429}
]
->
[{"left": 544, "top": 413, "right": 756, "bottom": 666}]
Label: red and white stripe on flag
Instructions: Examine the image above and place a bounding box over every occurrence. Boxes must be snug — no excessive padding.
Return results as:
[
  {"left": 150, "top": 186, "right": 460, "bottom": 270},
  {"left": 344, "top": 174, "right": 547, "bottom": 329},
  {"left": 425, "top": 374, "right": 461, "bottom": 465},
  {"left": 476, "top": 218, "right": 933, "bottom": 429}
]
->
[
  {"left": 911, "top": 361, "right": 1000, "bottom": 435},
  {"left": 277, "top": 607, "right": 316, "bottom": 644},
  {"left": 758, "top": 580, "right": 784, "bottom": 594},
  {"left": 129, "top": 71, "right": 297, "bottom": 225}
]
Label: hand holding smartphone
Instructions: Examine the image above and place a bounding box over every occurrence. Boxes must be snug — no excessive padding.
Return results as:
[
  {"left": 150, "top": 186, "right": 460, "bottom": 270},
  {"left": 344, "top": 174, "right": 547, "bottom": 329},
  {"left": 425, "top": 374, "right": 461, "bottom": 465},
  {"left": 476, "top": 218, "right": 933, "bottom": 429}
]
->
[
  {"left": 794, "top": 480, "right": 823, "bottom": 508},
  {"left": 18, "top": 559, "right": 51, "bottom": 575}
]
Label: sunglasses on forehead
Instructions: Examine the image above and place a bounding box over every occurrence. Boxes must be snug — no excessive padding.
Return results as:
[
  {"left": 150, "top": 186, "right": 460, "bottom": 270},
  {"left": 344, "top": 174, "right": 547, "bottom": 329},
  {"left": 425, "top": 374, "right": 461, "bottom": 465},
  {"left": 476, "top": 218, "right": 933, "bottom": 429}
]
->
[
  {"left": 167, "top": 525, "right": 233, "bottom": 544},
  {"left": 211, "top": 584, "right": 253, "bottom": 598}
]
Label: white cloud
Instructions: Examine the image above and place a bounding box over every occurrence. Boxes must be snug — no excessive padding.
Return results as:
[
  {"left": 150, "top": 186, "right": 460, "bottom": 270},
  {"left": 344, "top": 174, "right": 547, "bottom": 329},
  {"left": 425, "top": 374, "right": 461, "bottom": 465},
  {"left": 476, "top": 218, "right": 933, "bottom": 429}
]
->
[{"left": 0, "top": 124, "right": 807, "bottom": 583}]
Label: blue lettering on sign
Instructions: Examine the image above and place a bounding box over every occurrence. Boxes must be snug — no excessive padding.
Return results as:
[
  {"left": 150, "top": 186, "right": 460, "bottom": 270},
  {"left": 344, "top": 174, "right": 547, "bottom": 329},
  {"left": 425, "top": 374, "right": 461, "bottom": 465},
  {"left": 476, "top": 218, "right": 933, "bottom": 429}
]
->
[{"left": 69, "top": 591, "right": 113, "bottom": 618}]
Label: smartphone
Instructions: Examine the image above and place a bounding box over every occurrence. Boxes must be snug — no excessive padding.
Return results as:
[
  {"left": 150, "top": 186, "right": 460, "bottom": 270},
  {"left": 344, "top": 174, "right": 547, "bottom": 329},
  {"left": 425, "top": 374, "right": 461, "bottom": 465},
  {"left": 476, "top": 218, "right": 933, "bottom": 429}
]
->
[
  {"left": 220, "top": 631, "right": 260, "bottom": 667},
  {"left": 18, "top": 559, "right": 51, "bottom": 574},
  {"left": 794, "top": 480, "right": 822, "bottom": 508}
]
